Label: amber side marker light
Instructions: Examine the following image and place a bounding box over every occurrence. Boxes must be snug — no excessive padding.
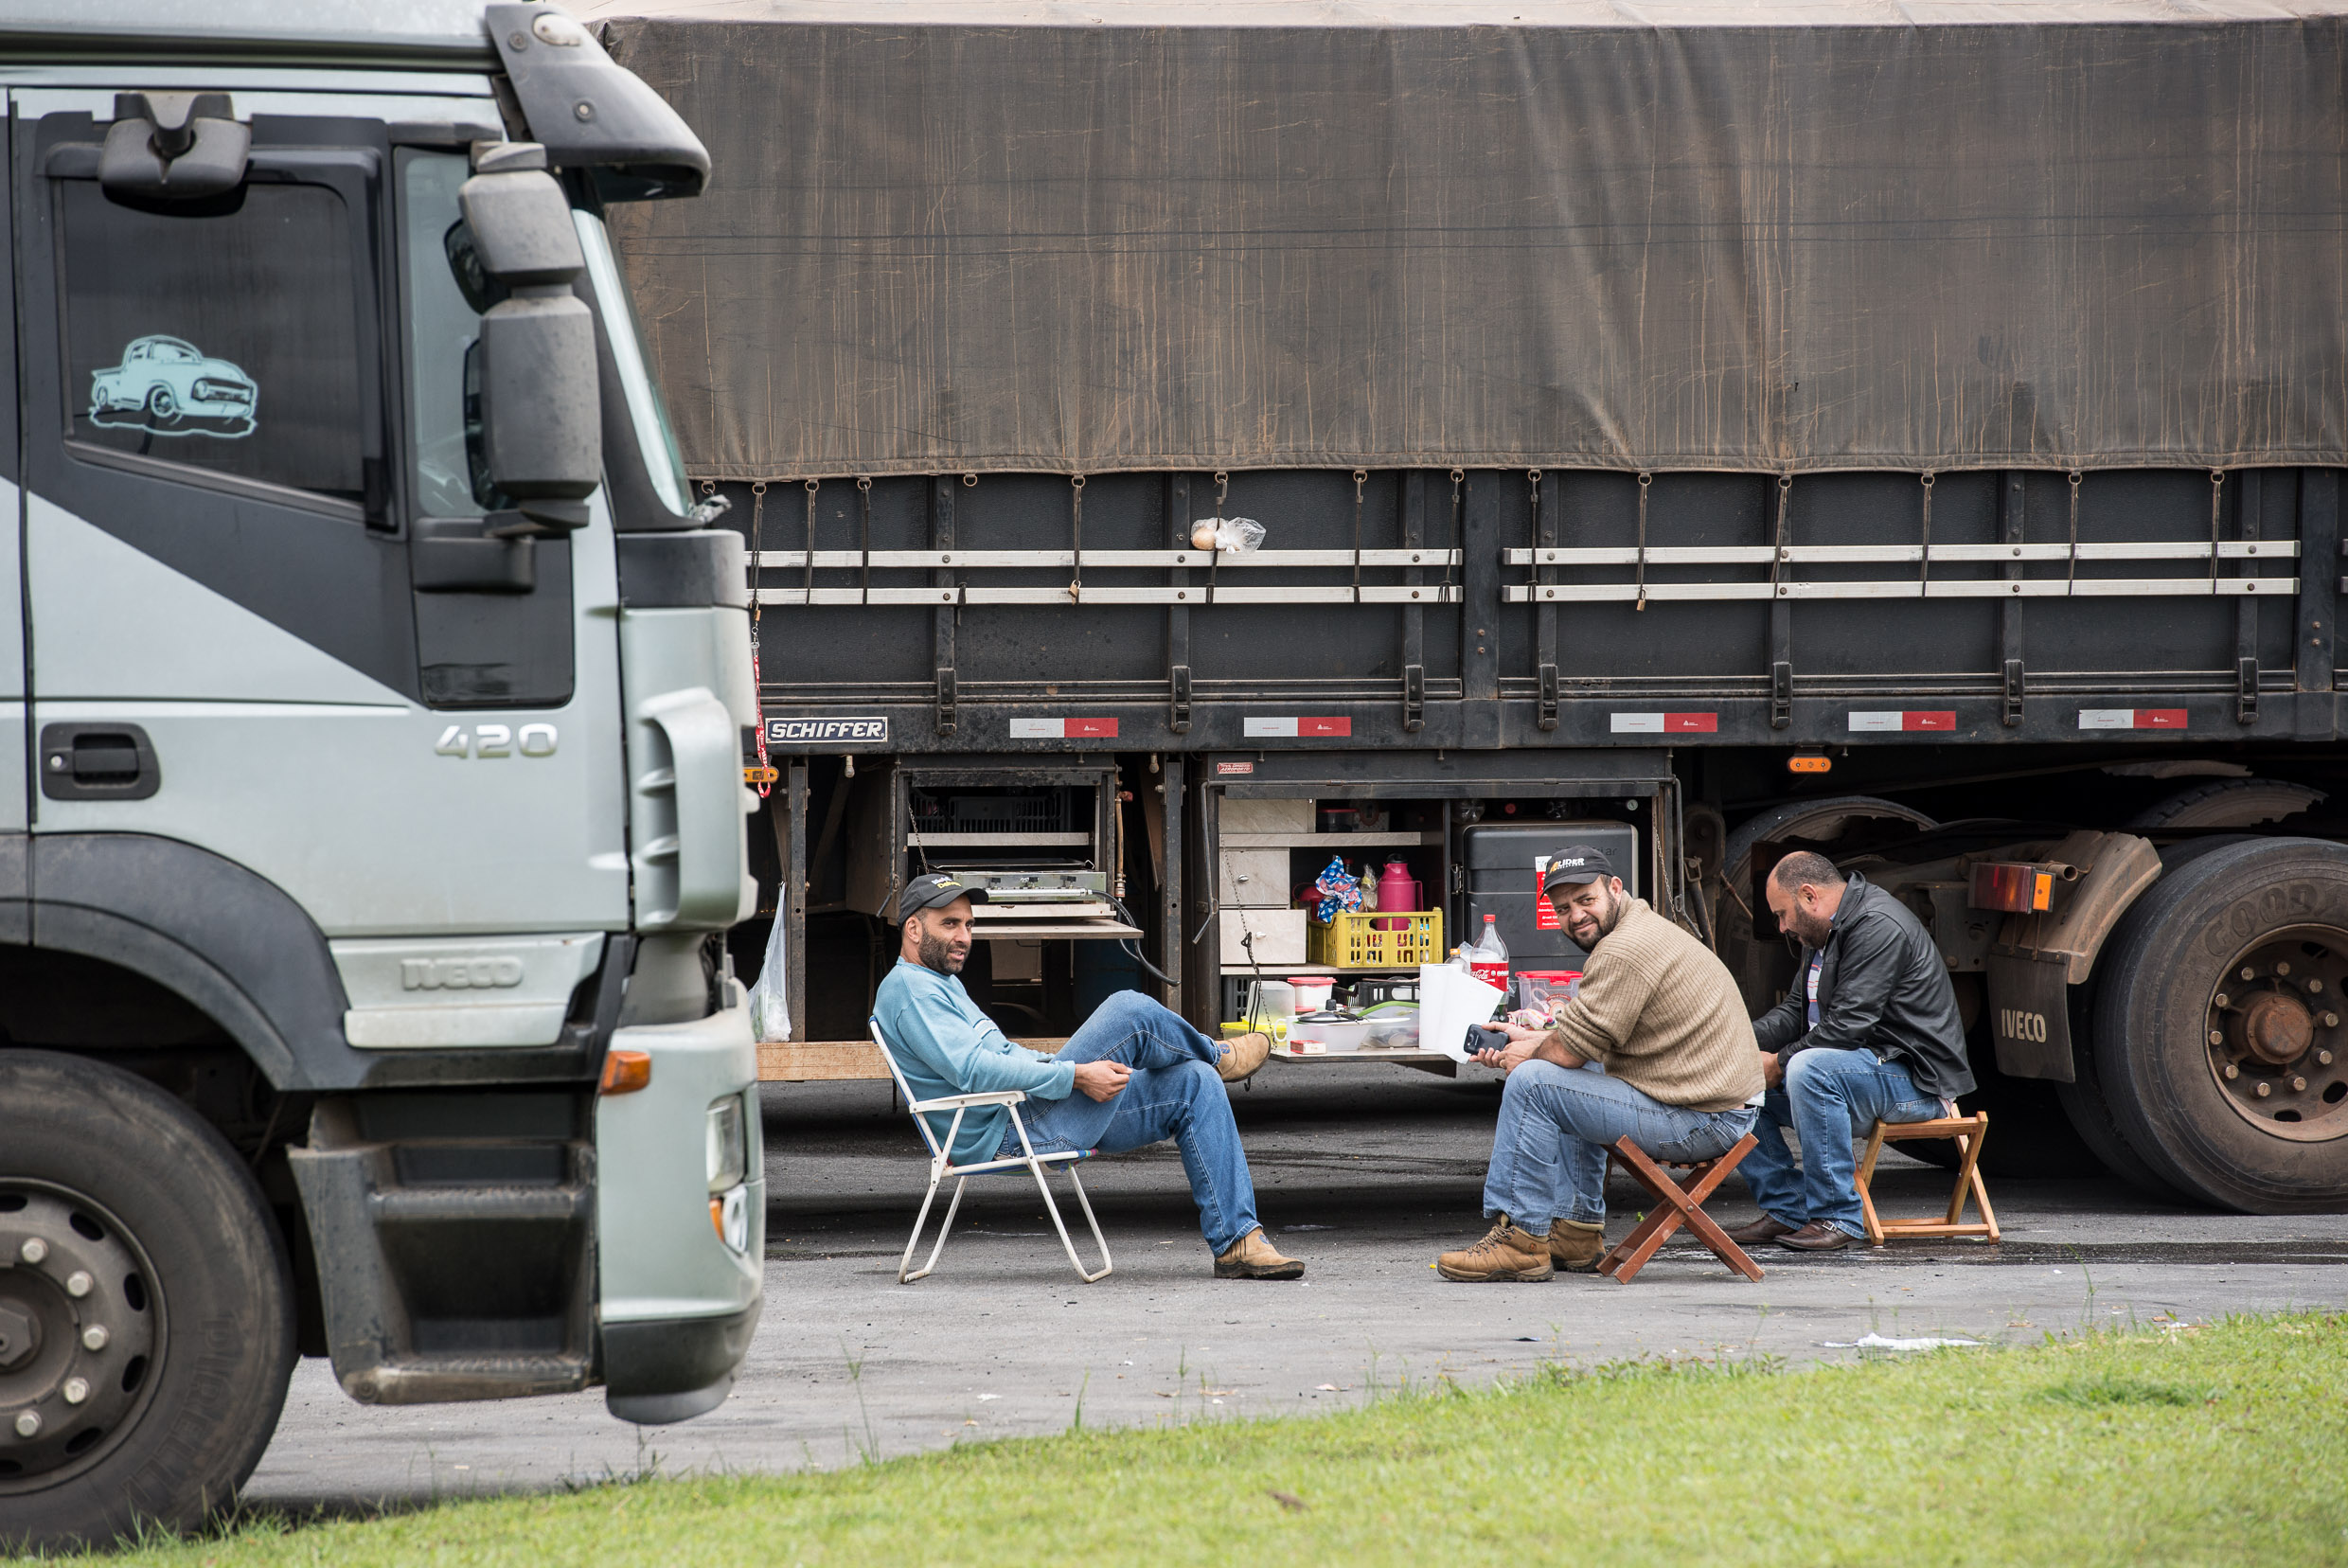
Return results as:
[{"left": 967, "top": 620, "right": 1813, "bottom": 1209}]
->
[
  {"left": 1788, "top": 756, "right": 1833, "bottom": 775},
  {"left": 599, "top": 1048, "right": 652, "bottom": 1096}
]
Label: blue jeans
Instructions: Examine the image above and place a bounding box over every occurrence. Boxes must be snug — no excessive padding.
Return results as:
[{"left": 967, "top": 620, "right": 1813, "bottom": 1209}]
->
[
  {"left": 1004, "top": 990, "right": 1260, "bottom": 1255},
  {"left": 1742, "top": 1048, "right": 1945, "bottom": 1238},
  {"left": 1483, "top": 1059, "right": 1759, "bottom": 1231}
]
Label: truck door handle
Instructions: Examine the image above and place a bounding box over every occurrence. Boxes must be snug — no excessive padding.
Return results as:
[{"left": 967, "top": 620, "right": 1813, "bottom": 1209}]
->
[{"left": 39, "top": 722, "right": 162, "bottom": 801}]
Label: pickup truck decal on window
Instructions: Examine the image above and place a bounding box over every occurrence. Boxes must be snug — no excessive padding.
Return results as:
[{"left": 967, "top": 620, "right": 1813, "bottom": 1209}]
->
[{"left": 89, "top": 335, "right": 258, "bottom": 438}]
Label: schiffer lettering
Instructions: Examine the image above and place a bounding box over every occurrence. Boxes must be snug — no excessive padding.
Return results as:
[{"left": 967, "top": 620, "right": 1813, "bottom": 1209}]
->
[{"left": 767, "top": 716, "right": 889, "bottom": 744}]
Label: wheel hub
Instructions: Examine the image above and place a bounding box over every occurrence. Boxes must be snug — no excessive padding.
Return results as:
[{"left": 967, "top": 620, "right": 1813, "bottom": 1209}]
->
[
  {"left": 2206, "top": 930, "right": 2348, "bottom": 1143},
  {"left": 0, "top": 1186, "right": 160, "bottom": 1487},
  {"left": 2237, "top": 990, "right": 2316, "bottom": 1065}
]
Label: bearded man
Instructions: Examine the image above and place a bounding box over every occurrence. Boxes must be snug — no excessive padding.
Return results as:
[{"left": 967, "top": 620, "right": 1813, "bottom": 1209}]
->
[
  {"left": 872, "top": 873, "right": 1303, "bottom": 1279},
  {"left": 1725, "top": 851, "right": 1974, "bottom": 1254},
  {"left": 1433, "top": 846, "right": 1765, "bottom": 1282}
]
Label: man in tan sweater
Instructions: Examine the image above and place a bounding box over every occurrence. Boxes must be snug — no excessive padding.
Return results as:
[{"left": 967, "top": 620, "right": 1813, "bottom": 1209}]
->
[{"left": 1436, "top": 846, "right": 1765, "bottom": 1281}]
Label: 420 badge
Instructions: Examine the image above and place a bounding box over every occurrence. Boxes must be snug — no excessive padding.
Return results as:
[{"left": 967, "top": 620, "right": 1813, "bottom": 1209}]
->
[{"left": 89, "top": 334, "right": 258, "bottom": 437}]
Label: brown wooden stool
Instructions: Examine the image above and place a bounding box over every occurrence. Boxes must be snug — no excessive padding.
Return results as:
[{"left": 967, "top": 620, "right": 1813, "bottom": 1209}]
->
[
  {"left": 1597, "top": 1132, "right": 1765, "bottom": 1284},
  {"left": 1854, "top": 1112, "right": 2000, "bottom": 1245}
]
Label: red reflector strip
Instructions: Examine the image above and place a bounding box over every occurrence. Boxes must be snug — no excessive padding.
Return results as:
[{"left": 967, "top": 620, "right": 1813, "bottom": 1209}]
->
[
  {"left": 1610, "top": 712, "right": 1718, "bottom": 734},
  {"left": 1008, "top": 717, "right": 1119, "bottom": 739},
  {"left": 2079, "top": 708, "right": 2189, "bottom": 731},
  {"left": 1848, "top": 710, "right": 1956, "bottom": 732},
  {"left": 1242, "top": 716, "right": 1352, "bottom": 738}
]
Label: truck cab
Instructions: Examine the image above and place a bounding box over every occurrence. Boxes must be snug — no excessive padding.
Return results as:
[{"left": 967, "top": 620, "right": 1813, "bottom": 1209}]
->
[{"left": 0, "top": 2, "right": 764, "bottom": 1548}]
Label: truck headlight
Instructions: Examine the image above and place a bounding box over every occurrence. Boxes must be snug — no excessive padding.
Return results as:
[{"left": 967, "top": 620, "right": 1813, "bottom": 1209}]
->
[{"left": 705, "top": 1096, "right": 747, "bottom": 1192}]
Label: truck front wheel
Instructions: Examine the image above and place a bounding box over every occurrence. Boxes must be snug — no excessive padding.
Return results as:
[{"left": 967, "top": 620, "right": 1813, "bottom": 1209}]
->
[
  {"left": 0, "top": 1051, "right": 295, "bottom": 1551},
  {"left": 2094, "top": 838, "right": 2348, "bottom": 1212}
]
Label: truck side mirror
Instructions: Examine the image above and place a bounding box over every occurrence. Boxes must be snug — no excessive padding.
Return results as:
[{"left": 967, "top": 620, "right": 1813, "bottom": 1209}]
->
[{"left": 459, "top": 146, "right": 600, "bottom": 534}]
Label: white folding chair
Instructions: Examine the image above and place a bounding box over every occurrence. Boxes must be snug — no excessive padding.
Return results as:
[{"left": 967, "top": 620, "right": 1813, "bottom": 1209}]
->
[{"left": 868, "top": 1018, "right": 1112, "bottom": 1284}]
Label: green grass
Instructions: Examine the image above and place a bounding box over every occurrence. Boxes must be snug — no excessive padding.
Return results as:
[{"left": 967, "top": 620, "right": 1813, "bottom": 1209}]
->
[{"left": 41, "top": 1312, "right": 2348, "bottom": 1567}]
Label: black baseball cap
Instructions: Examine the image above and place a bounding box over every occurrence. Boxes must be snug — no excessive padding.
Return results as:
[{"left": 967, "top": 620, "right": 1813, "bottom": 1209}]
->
[
  {"left": 899, "top": 873, "right": 988, "bottom": 917},
  {"left": 1542, "top": 846, "right": 1614, "bottom": 896}
]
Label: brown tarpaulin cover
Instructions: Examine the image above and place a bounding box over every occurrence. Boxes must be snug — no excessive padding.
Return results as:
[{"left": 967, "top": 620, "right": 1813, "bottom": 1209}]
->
[{"left": 596, "top": 5, "right": 2348, "bottom": 477}]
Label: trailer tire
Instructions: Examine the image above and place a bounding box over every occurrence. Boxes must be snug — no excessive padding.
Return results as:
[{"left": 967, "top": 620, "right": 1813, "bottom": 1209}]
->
[
  {"left": 0, "top": 1050, "right": 296, "bottom": 1552},
  {"left": 2093, "top": 837, "right": 2348, "bottom": 1212},
  {"left": 2127, "top": 778, "right": 2325, "bottom": 829}
]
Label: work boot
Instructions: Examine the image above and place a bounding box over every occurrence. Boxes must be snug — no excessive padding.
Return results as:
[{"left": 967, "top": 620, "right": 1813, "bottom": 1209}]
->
[
  {"left": 1724, "top": 1215, "right": 1799, "bottom": 1246},
  {"left": 1777, "top": 1221, "right": 1859, "bottom": 1253},
  {"left": 1546, "top": 1218, "right": 1607, "bottom": 1274},
  {"left": 1214, "top": 1227, "right": 1305, "bottom": 1279},
  {"left": 1435, "top": 1220, "right": 1554, "bottom": 1282},
  {"left": 1217, "top": 1031, "right": 1271, "bottom": 1084}
]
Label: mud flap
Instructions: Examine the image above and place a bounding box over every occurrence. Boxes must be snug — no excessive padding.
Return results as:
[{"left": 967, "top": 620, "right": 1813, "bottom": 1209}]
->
[{"left": 1986, "top": 951, "right": 2073, "bottom": 1080}]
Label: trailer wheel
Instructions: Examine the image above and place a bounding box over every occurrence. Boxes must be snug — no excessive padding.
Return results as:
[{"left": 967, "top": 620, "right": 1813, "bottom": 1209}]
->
[
  {"left": 2127, "top": 778, "right": 2325, "bottom": 829},
  {"left": 0, "top": 1051, "right": 295, "bottom": 1551},
  {"left": 2093, "top": 838, "right": 2348, "bottom": 1212}
]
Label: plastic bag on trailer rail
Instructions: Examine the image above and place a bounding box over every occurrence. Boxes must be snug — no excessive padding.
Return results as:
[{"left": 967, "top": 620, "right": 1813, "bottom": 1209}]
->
[{"left": 747, "top": 912, "right": 791, "bottom": 1042}]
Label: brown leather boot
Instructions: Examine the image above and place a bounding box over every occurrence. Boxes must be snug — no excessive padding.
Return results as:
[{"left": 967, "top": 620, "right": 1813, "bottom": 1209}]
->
[
  {"left": 1217, "top": 1031, "right": 1271, "bottom": 1083},
  {"left": 1546, "top": 1219, "right": 1607, "bottom": 1274},
  {"left": 1435, "top": 1220, "right": 1554, "bottom": 1282},
  {"left": 1724, "top": 1215, "right": 1799, "bottom": 1245},
  {"left": 1214, "top": 1227, "right": 1305, "bottom": 1279}
]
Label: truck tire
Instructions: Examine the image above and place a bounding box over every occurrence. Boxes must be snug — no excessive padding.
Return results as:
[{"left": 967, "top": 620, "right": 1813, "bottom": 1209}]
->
[
  {"left": 2127, "top": 778, "right": 2325, "bottom": 829},
  {"left": 0, "top": 1051, "right": 296, "bottom": 1552},
  {"left": 2092, "top": 837, "right": 2348, "bottom": 1212}
]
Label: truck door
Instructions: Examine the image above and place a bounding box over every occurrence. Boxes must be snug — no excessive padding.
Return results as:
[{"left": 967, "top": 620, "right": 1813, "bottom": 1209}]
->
[{"left": 13, "top": 89, "right": 629, "bottom": 1049}]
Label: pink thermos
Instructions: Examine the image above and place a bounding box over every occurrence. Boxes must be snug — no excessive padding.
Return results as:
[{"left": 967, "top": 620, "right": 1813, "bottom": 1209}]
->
[{"left": 1377, "top": 858, "right": 1422, "bottom": 930}]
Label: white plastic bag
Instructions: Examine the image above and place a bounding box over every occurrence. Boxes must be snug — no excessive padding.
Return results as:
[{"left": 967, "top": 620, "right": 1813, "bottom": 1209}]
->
[
  {"left": 1188, "top": 516, "right": 1266, "bottom": 553},
  {"left": 746, "top": 914, "right": 791, "bottom": 1042}
]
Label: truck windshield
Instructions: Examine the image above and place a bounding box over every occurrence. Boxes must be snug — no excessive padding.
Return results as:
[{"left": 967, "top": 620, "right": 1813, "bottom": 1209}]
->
[{"left": 574, "top": 210, "right": 693, "bottom": 518}]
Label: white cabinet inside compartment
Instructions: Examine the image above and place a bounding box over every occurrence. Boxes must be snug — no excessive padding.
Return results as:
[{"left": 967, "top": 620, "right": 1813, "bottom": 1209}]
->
[
  {"left": 1218, "top": 847, "right": 1290, "bottom": 906},
  {"left": 1219, "top": 907, "right": 1307, "bottom": 967}
]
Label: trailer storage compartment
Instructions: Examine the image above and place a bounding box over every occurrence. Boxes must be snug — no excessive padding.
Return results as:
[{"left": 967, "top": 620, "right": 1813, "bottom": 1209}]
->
[{"left": 1461, "top": 823, "right": 1642, "bottom": 971}]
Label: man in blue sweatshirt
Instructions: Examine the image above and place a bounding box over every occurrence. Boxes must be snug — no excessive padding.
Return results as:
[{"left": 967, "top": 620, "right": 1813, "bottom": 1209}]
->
[{"left": 873, "top": 873, "right": 1301, "bottom": 1279}]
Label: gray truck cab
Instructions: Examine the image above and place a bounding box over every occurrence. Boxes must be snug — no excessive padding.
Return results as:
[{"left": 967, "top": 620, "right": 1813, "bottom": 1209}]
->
[{"left": 0, "top": 2, "right": 764, "bottom": 1549}]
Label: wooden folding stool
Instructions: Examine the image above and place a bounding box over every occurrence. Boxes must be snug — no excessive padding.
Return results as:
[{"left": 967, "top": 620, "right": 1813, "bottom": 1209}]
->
[
  {"left": 1596, "top": 1132, "right": 1766, "bottom": 1284},
  {"left": 1854, "top": 1111, "right": 2000, "bottom": 1246}
]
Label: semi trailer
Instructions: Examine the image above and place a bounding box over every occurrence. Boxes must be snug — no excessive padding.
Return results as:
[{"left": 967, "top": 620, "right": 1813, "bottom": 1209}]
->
[
  {"left": 1, "top": 0, "right": 764, "bottom": 1548},
  {"left": 593, "top": 0, "right": 2348, "bottom": 1217}
]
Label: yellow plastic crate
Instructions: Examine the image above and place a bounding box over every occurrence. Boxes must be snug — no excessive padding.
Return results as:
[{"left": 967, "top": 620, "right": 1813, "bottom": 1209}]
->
[{"left": 1306, "top": 910, "right": 1443, "bottom": 970}]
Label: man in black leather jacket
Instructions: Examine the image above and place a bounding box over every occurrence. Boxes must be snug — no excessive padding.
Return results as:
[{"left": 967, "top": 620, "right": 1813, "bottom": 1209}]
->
[{"left": 1729, "top": 851, "right": 1976, "bottom": 1253}]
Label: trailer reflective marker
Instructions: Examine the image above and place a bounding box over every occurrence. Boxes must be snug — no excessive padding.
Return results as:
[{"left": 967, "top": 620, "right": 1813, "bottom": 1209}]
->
[
  {"left": 2079, "top": 708, "right": 2188, "bottom": 730},
  {"left": 1242, "top": 717, "right": 1352, "bottom": 737},
  {"left": 1847, "top": 710, "right": 1956, "bottom": 732},
  {"left": 1008, "top": 717, "right": 1118, "bottom": 739},
  {"left": 1609, "top": 712, "right": 1717, "bottom": 734}
]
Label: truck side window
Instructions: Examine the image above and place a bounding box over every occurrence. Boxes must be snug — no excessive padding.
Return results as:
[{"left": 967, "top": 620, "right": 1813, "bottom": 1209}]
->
[
  {"left": 399, "top": 151, "right": 488, "bottom": 518},
  {"left": 58, "top": 179, "right": 367, "bottom": 508}
]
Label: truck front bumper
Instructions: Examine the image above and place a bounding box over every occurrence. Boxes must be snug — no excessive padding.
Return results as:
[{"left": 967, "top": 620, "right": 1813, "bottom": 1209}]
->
[{"left": 595, "top": 985, "right": 765, "bottom": 1424}]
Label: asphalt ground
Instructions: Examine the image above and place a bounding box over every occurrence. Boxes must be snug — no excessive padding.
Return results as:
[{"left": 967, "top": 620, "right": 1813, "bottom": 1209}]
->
[{"left": 245, "top": 1062, "right": 2348, "bottom": 1515}]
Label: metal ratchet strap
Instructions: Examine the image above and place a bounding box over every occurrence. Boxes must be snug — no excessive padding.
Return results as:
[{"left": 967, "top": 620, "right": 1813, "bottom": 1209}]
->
[
  {"left": 2066, "top": 469, "right": 2081, "bottom": 597},
  {"left": 746, "top": 482, "right": 772, "bottom": 793},
  {"left": 1207, "top": 471, "right": 1227, "bottom": 606},
  {"left": 857, "top": 475, "right": 873, "bottom": 606},
  {"left": 2209, "top": 468, "right": 2225, "bottom": 591},
  {"left": 1918, "top": 470, "right": 1935, "bottom": 596},
  {"left": 1770, "top": 472, "right": 1792, "bottom": 597},
  {"left": 1446, "top": 469, "right": 1463, "bottom": 597},
  {"left": 1351, "top": 469, "right": 1366, "bottom": 604},
  {"left": 1635, "top": 471, "right": 1651, "bottom": 611},
  {"left": 1069, "top": 473, "right": 1085, "bottom": 603},
  {"left": 803, "top": 478, "right": 820, "bottom": 605}
]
